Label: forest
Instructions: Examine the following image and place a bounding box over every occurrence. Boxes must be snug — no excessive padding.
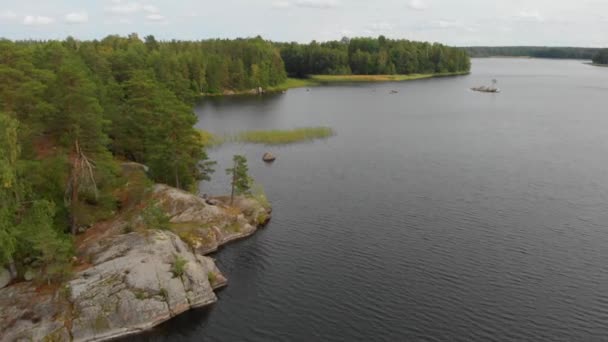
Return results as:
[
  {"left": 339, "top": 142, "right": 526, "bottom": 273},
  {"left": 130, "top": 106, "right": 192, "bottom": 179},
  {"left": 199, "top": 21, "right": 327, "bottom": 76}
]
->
[
  {"left": 279, "top": 36, "right": 471, "bottom": 76},
  {"left": 465, "top": 46, "right": 600, "bottom": 59},
  {"left": 0, "top": 34, "right": 470, "bottom": 284},
  {"left": 0, "top": 34, "right": 287, "bottom": 283},
  {"left": 592, "top": 49, "right": 608, "bottom": 65}
]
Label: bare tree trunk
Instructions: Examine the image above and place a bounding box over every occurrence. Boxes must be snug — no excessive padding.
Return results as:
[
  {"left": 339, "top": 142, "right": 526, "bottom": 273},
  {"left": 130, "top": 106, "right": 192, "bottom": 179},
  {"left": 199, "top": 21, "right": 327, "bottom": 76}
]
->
[
  {"left": 175, "top": 164, "right": 180, "bottom": 190},
  {"left": 69, "top": 140, "right": 80, "bottom": 235},
  {"left": 230, "top": 159, "right": 236, "bottom": 205},
  {"left": 7, "top": 259, "right": 17, "bottom": 279}
]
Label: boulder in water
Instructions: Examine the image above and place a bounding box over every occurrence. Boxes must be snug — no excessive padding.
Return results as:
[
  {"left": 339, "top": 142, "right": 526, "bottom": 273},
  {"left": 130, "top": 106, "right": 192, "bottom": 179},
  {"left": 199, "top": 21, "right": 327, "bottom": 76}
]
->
[{"left": 262, "top": 152, "right": 276, "bottom": 163}]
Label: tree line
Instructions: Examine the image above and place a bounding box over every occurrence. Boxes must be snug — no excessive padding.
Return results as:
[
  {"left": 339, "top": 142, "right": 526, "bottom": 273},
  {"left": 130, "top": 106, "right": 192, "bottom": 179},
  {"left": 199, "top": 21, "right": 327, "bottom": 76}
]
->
[
  {"left": 465, "top": 46, "right": 600, "bottom": 60},
  {"left": 592, "top": 49, "right": 608, "bottom": 65},
  {"left": 279, "top": 36, "right": 471, "bottom": 77}
]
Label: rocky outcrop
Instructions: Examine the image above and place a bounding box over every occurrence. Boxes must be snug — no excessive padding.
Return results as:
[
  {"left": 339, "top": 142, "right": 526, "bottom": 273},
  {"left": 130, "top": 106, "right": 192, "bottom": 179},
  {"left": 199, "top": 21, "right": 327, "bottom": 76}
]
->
[
  {"left": 68, "top": 231, "right": 221, "bottom": 342},
  {"left": 0, "top": 183, "right": 270, "bottom": 342},
  {"left": 152, "top": 185, "right": 270, "bottom": 255},
  {"left": 0, "top": 283, "right": 71, "bottom": 341}
]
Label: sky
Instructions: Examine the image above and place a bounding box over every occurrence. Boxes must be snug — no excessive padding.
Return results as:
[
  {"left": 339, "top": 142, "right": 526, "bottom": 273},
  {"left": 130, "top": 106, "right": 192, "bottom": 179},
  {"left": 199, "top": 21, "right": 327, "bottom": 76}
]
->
[{"left": 1, "top": 0, "right": 607, "bottom": 46}]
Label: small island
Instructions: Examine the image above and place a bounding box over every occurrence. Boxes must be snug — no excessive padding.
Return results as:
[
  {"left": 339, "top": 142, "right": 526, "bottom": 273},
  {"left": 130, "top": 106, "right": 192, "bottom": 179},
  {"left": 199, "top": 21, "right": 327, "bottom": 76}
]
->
[{"left": 472, "top": 79, "right": 500, "bottom": 93}]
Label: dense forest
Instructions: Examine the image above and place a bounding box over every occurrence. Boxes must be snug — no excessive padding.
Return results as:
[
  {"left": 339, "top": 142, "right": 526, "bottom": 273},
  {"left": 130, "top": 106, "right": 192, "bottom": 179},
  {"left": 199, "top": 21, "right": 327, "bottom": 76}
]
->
[
  {"left": 0, "top": 34, "right": 288, "bottom": 284},
  {"left": 465, "top": 46, "right": 600, "bottom": 60},
  {"left": 279, "top": 36, "right": 471, "bottom": 76},
  {"left": 0, "top": 34, "right": 470, "bottom": 284},
  {"left": 592, "top": 49, "right": 608, "bottom": 65}
]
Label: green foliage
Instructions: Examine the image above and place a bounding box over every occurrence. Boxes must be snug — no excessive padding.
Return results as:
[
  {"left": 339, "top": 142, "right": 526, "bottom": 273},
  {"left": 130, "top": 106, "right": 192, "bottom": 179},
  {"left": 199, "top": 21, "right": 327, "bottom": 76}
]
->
[
  {"left": 279, "top": 36, "right": 470, "bottom": 77},
  {"left": 592, "top": 49, "right": 608, "bottom": 65},
  {"left": 142, "top": 203, "right": 170, "bottom": 230},
  {"left": 15, "top": 200, "right": 74, "bottom": 283},
  {"left": 226, "top": 155, "right": 252, "bottom": 198},
  {"left": 251, "top": 182, "right": 271, "bottom": 210},
  {"left": 236, "top": 127, "right": 334, "bottom": 145},
  {"left": 171, "top": 255, "right": 187, "bottom": 278},
  {"left": 207, "top": 271, "right": 217, "bottom": 284},
  {"left": 466, "top": 46, "right": 600, "bottom": 59}
]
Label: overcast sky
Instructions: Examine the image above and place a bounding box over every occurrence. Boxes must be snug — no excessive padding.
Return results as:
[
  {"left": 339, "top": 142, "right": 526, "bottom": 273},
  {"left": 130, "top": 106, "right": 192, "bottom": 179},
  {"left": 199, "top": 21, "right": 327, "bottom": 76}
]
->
[{"left": 1, "top": 0, "right": 607, "bottom": 46}]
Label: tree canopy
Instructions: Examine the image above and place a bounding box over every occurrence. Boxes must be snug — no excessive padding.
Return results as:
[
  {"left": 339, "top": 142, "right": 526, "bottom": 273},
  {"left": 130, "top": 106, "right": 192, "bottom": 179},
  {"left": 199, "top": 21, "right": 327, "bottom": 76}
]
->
[
  {"left": 279, "top": 36, "right": 470, "bottom": 77},
  {"left": 465, "top": 46, "right": 600, "bottom": 60},
  {"left": 592, "top": 49, "right": 608, "bottom": 65}
]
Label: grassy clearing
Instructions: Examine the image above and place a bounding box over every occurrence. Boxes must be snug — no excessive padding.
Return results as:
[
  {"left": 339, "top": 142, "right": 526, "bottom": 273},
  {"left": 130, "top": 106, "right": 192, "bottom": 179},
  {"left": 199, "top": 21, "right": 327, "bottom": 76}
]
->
[
  {"left": 235, "top": 127, "right": 334, "bottom": 145},
  {"left": 309, "top": 71, "right": 469, "bottom": 83}
]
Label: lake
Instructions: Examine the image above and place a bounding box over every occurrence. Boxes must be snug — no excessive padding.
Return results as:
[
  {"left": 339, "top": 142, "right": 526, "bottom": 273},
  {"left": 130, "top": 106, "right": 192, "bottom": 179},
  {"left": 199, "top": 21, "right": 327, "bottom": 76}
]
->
[{"left": 131, "top": 59, "right": 608, "bottom": 341}]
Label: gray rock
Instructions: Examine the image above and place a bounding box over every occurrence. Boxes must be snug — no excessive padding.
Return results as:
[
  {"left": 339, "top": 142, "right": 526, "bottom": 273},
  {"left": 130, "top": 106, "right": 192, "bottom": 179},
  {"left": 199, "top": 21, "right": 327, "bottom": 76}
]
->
[
  {"left": 23, "top": 269, "right": 35, "bottom": 282},
  {"left": 69, "top": 230, "right": 220, "bottom": 342},
  {"left": 0, "top": 283, "right": 71, "bottom": 341},
  {"left": 0, "top": 267, "right": 11, "bottom": 289},
  {"left": 205, "top": 198, "right": 220, "bottom": 206},
  {"left": 262, "top": 152, "right": 276, "bottom": 162}
]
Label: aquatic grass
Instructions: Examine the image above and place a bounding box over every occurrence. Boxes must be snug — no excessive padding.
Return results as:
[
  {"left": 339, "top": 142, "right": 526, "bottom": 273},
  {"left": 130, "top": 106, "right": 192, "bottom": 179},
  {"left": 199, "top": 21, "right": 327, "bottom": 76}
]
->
[
  {"left": 267, "top": 78, "right": 319, "bottom": 91},
  {"left": 197, "top": 129, "right": 224, "bottom": 147},
  {"left": 309, "top": 72, "right": 469, "bottom": 83},
  {"left": 235, "top": 127, "right": 334, "bottom": 145}
]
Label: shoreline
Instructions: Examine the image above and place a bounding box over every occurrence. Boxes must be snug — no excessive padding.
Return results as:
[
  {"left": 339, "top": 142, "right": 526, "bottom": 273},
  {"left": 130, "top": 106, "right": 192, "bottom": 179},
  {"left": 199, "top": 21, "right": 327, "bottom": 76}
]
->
[
  {"left": 587, "top": 62, "right": 608, "bottom": 67},
  {"left": 0, "top": 183, "right": 272, "bottom": 342},
  {"left": 200, "top": 71, "right": 470, "bottom": 97}
]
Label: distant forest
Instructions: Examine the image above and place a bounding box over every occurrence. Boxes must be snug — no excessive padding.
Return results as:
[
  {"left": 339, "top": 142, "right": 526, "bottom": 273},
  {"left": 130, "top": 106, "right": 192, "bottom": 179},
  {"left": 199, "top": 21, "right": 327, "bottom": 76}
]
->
[
  {"left": 592, "top": 49, "right": 608, "bottom": 65},
  {"left": 279, "top": 36, "right": 471, "bottom": 77},
  {"left": 465, "top": 46, "right": 600, "bottom": 60}
]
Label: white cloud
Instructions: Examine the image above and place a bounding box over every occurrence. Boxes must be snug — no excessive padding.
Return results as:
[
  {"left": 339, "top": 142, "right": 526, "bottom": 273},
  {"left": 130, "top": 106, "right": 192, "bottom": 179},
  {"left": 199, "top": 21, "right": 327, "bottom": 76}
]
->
[
  {"left": 408, "top": 0, "right": 427, "bottom": 11},
  {"left": 516, "top": 10, "right": 544, "bottom": 22},
  {"left": 295, "top": 0, "right": 338, "bottom": 9},
  {"left": 142, "top": 4, "right": 159, "bottom": 13},
  {"left": 272, "top": 1, "right": 290, "bottom": 9},
  {"left": 366, "top": 21, "right": 393, "bottom": 32},
  {"left": 0, "top": 10, "right": 17, "bottom": 19},
  {"left": 23, "top": 15, "right": 55, "bottom": 25},
  {"left": 146, "top": 13, "right": 165, "bottom": 21},
  {"left": 65, "top": 11, "right": 89, "bottom": 24},
  {"left": 432, "top": 20, "right": 461, "bottom": 29},
  {"left": 106, "top": 1, "right": 141, "bottom": 14}
]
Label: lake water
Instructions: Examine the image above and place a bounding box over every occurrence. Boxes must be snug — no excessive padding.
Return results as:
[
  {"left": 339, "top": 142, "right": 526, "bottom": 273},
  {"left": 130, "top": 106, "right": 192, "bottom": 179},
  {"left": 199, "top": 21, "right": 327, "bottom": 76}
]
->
[{"left": 132, "top": 59, "right": 608, "bottom": 341}]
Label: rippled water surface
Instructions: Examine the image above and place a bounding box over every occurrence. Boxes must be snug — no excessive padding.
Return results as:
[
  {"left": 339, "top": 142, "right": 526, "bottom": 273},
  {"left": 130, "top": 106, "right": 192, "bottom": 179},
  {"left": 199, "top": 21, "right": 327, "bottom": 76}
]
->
[{"left": 133, "top": 59, "right": 608, "bottom": 341}]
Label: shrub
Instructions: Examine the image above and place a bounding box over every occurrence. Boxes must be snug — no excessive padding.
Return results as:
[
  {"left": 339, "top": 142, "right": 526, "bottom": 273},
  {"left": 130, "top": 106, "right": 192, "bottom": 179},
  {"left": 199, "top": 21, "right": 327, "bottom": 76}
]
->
[
  {"left": 142, "top": 203, "right": 170, "bottom": 230},
  {"left": 171, "top": 255, "right": 187, "bottom": 278}
]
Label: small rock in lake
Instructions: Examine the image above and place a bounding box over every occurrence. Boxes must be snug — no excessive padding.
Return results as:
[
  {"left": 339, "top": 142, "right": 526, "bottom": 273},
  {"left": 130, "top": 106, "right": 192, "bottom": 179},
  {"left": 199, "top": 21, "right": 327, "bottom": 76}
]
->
[{"left": 263, "top": 152, "right": 276, "bottom": 163}]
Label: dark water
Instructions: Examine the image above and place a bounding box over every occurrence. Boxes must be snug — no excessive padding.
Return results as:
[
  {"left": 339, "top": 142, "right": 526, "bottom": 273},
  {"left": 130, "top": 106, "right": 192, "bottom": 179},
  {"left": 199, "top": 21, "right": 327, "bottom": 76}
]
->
[{"left": 133, "top": 59, "right": 608, "bottom": 341}]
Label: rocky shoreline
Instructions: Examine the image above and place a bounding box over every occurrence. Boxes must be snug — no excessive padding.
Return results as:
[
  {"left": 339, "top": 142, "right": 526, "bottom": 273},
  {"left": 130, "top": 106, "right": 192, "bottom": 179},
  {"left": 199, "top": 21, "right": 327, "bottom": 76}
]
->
[{"left": 0, "top": 184, "right": 271, "bottom": 342}]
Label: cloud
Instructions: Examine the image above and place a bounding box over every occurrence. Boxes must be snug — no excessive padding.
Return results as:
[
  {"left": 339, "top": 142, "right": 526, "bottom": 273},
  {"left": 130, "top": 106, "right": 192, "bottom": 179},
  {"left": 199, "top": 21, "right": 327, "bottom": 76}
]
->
[
  {"left": 294, "top": 0, "right": 338, "bottom": 9},
  {"left": 515, "top": 10, "right": 544, "bottom": 22},
  {"left": 146, "top": 14, "right": 165, "bottom": 21},
  {"left": 432, "top": 20, "right": 461, "bottom": 29},
  {"left": 408, "top": 0, "right": 427, "bottom": 11},
  {"left": 271, "top": 1, "right": 290, "bottom": 9},
  {"left": 142, "top": 4, "right": 159, "bottom": 13},
  {"left": 0, "top": 10, "right": 17, "bottom": 19},
  {"left": 23, "top": 15, "right": 55, "bottom": 25},
  {"left": 106, "top": 1, "right": 141, "bottom": 14},
  {"left": 65, "top": 11, "right": 89, "bottom": 24},
  {"left": 365, "top": 21, "right": 393, "bottom": 32}
]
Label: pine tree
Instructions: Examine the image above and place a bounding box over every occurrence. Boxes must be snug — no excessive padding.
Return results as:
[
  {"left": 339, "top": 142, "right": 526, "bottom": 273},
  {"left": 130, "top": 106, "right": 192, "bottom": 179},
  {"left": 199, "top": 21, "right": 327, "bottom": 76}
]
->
[{"left": 226, "top": 155, "right": 252, "bottom": 204}]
